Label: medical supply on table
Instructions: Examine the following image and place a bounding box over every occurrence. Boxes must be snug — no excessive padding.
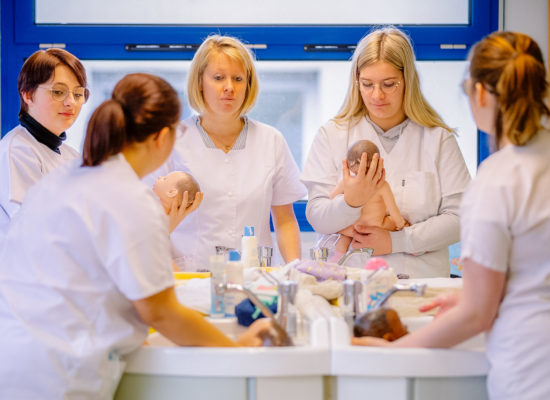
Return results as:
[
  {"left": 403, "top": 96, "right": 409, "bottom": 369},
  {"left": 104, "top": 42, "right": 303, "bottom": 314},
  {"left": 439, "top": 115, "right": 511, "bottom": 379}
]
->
[
  {"left": 224, "top": 250, "right": 244, "bottom": 317},
  {"left": 209, "top": 255, "right": 225, "bottom": 318},
  {"left": 241, "top": 226, "right": 260, "bottom": 268}
]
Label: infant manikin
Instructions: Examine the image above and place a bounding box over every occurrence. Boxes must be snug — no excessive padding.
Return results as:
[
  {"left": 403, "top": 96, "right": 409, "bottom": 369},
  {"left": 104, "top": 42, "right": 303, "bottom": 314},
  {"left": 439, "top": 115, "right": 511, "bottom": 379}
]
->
[
  {"left": 330, "top": 140, "right": 407, "bottom": 257},
  {"left": 153, "top": 171, "right": 201, "bottom": 213}
]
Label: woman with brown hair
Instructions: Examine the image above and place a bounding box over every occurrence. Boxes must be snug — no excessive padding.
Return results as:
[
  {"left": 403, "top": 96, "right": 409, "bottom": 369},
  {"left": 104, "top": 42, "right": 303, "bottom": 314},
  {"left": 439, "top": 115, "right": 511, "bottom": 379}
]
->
[
  {"left": 0, "top": 48, "right": 89, "bottom": 237},
  {"left": 0, "top": 73, "right": 269, "bottom": 399}
]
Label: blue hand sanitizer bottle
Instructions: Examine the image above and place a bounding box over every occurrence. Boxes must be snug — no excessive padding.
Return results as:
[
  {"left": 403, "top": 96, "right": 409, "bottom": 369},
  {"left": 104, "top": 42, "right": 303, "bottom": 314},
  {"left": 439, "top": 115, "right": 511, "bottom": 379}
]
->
[{"left": 224, "top": 250, "right": 244, "bottom": 317}]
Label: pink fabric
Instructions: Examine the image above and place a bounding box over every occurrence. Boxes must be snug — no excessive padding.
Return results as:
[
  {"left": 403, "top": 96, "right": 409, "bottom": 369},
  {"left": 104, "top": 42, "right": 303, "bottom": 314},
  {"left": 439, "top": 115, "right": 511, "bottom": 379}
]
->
[{"left": 364, "top": 257, "right": 388, "bottom": 270}]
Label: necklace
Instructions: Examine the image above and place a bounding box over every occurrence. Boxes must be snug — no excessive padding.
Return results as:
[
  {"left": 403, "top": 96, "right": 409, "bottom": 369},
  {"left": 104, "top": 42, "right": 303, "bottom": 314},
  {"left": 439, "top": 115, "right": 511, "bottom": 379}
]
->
[{"left": 209, "top": 133, "right": 238, "bottom": 152}]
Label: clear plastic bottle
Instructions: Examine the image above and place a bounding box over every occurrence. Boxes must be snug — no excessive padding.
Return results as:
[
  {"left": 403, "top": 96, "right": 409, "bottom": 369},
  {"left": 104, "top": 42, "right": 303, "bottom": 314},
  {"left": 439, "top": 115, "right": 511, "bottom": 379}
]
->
[
  {"left": 224, "top": 250, "right": 244, "bottom": 317},
  {"left": 209, "top": 255, "right": 225, "bottom": 318},
  {"left": 241, "top": 225, "right": 259, "bottom": 269}
]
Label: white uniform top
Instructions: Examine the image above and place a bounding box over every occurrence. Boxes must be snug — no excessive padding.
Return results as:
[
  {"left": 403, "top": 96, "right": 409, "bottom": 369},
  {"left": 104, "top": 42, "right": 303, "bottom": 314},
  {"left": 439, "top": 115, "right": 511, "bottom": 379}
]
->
[
  {"left": 460, "top": 130, "right": 550, "bottom": 400},
  {"left": 151, "top": 116, "right": 306, "bottom": 271},
  {"left": 0, "top": 154, "right": 174, "bottom": 399},
  {"left": 0, "top": 125, "right": 79, "bottom": 238},
  {"left": 302, "top": 118, "right": 471, "bottom": 277}
]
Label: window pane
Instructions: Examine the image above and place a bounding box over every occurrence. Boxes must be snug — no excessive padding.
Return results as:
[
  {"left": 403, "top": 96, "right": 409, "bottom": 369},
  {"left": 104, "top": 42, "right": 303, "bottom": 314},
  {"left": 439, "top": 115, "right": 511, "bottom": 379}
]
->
[{"left": 36, "top": 0, "right": 469, "bottom": 25}]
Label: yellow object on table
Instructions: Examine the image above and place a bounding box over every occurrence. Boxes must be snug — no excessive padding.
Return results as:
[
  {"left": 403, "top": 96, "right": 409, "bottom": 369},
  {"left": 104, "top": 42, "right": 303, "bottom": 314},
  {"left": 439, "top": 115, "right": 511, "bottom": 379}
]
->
[{"left": 173, "top": 271, "right": 211, "bottom": 280}]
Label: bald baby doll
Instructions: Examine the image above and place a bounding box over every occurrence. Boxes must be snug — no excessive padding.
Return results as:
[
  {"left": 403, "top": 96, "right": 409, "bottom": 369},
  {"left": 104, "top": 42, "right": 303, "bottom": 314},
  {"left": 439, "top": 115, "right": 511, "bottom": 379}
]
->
[
  {"left": 153, "top": 171, "right": 202, "bottom": 272},
  {"left": 330, "top": 140, "right": 407, "bottom": 256},
  {"left": 153, "top": 171, "right": 201, "bottom": 213}
]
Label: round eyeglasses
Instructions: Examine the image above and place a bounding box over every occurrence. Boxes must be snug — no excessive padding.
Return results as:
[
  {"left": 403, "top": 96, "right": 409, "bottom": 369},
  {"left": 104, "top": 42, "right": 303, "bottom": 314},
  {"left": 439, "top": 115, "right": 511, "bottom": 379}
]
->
[
  {"left": 358, "top": 80, "right": 401, "bottom": 95},
  {"left": 38, "top": 84, "right": 90, "bottom": 104}
]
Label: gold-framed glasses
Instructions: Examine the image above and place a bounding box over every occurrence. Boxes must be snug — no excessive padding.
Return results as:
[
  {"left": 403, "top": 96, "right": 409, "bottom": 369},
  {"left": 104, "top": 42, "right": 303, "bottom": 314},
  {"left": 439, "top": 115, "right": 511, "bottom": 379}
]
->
[
  {"left": 358, "top": 79, "right": 401, "bottom": 95},
  {"left": 38, "top": 83, "right": 90, "bottom": 104}
]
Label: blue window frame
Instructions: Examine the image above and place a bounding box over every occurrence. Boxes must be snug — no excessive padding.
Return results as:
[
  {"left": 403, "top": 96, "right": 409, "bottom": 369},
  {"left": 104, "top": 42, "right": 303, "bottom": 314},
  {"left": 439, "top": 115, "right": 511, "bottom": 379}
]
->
[{"left": 1, "top": 0, "right": 498, "bottom": 232}]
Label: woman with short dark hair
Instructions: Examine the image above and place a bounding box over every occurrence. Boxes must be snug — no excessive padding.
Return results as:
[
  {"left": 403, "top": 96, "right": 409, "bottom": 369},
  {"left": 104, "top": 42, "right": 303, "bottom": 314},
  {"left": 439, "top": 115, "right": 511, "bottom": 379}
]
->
[{"left": 0, "top": 48, "right": 89, "bottom": 237}]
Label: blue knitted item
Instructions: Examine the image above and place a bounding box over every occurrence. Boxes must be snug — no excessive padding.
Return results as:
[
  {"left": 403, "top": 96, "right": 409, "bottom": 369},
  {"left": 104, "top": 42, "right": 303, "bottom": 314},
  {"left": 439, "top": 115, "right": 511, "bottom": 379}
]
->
[{"left": 235, "top": 298, "right": 278, "bottom": 327}]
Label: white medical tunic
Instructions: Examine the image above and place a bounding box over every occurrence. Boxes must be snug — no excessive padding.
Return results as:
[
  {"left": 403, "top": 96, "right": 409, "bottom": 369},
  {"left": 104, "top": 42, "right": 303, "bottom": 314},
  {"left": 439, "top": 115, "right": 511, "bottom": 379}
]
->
[
  {"left": 151, "top": 116, "right": 306, "bottom": 271},
  {"left": 0, "top": 154, "right": 174, "bottom": 399},
  {"left": 302, "top": 118, "right": 471, "bottom": 277},
  {"left": 460, "top": 130, "right": 550, "bottom": 400},
  {"left": 0, "top": 125, "right": 79, "bottom": 238}
]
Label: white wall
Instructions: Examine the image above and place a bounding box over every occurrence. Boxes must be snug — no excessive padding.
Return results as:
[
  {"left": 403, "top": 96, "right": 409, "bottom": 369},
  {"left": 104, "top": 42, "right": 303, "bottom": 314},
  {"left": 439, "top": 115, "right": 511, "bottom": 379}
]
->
[{"left": 503, "top": 0, "right": 548, "bottom": 65}]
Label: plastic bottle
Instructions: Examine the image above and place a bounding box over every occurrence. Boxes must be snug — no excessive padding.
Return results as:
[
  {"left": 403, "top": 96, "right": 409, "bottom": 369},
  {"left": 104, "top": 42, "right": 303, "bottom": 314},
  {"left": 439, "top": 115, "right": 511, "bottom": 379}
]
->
[
  {"left": 241, "top": 226, "right": 259, "bottom": 269},
  {"left": 209, "top": 255, "right": 225, "bottom": 318},
  {"left": 224, "top": 250, "right": 244, "bottom": 317}
]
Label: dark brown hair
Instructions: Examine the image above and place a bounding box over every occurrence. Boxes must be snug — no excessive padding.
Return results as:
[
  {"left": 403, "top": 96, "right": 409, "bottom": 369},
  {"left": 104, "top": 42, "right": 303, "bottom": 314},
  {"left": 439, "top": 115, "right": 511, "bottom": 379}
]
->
[
  {"left": 81, "top": 73, "right": 181, "bottom": 167},
  {"left": 469, "top": 31, "right": 549, "bottom": 150},
  {"left": 18, "top": 48, "right": 87, "bottom": 116}
]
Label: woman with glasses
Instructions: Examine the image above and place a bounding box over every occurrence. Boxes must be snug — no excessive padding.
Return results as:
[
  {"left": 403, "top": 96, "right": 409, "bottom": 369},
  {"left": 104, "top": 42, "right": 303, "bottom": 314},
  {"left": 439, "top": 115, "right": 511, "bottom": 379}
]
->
[
  {"left": 354, "top": 31, "right": 550, "bottom": 400},
  {"left": 0, "top": 48, "right": 88, "bottom": 237},
  {"left": 302, "top": 27, "right": 471, "bottom": 278},
  {"left": 149, "top": 35, "right": 306, "bottom": 271}
]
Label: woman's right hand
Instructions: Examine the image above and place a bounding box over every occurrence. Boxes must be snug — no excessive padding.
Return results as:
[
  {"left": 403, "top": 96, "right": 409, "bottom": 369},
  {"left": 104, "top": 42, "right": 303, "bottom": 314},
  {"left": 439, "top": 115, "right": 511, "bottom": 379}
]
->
[
  {"left": 342, "top": 152, "right": 385, "bottom": 208},
  {"left": 168, "top": 191, "right": 204, "bottom": 233},
  {"left": 236, "top": 318, "right": 274, "bottom": 347}
]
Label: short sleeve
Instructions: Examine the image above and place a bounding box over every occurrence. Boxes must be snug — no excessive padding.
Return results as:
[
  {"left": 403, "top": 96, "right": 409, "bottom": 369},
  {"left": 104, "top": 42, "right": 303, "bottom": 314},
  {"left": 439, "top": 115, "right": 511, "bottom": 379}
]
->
[
  {"left": 271, "top": 132, "right": 307, "bottom": 205},
  {"left": 103, "top": 191, "right": 174, "bottom": 300},
  {"left": 460, "top": 167, "right": 512, "bottom": 272}
]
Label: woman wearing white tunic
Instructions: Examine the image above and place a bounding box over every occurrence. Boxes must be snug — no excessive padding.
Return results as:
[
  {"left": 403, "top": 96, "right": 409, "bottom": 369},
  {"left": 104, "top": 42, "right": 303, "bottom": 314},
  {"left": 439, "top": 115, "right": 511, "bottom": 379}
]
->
[
  {"left": 0, "top": 48, "right": 88, "bottom": 238},
  {"left": 155, "top": 35, "right": 306, "bottom": 271},
  {"left": 0, "top": 73, "right": 270, "bottom": 399},
  {"left": 301, "top": 27, "right": 471, "bottom": 277},
  {"left": 354, "top": 31, "right": 550, "bottom": 400}
]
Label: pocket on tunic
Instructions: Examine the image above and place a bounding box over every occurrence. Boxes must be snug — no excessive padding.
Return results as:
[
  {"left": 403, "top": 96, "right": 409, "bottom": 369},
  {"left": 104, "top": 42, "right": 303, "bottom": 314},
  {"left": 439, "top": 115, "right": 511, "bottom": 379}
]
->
[{"left": 394, "top": 171, "right": 438, "bottom": 224}]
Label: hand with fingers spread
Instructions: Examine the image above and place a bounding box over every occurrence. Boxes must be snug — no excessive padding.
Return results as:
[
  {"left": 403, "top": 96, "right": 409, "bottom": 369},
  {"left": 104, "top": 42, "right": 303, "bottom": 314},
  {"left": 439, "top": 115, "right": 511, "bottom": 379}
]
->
[{"left": 342, "top": 152, "right": 385, "bottom": 208}]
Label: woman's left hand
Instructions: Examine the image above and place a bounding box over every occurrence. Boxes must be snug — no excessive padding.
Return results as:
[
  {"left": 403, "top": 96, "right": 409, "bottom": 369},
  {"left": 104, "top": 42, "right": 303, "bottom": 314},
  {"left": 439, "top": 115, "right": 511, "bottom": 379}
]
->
[
  {"left": 351, "top": 224, "right": 392, "bottom": 255},
  {"left": 351, "top": 336, "right": 392, "bottom": 346},
  {"left": 168, "top": 191, "right": 204, "bottom": 233}
]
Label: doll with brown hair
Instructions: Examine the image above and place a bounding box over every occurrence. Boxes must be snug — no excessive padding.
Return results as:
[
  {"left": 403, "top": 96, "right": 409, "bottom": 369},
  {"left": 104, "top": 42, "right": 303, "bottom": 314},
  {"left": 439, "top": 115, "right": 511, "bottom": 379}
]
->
[{"left": 330, "top": 139, "right": 407, "bottom": 257}]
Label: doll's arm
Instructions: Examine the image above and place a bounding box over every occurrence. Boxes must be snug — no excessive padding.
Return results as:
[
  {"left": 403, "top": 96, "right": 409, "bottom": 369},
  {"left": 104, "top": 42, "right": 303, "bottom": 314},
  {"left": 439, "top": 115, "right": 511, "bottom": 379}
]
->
[{"left": 381, "top": 182, "right": 406, "bottom": 230}]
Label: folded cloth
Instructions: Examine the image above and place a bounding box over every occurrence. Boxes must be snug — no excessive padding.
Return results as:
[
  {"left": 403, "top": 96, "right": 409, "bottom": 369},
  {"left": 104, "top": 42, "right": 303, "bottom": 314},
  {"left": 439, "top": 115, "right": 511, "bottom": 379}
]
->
[{"left": 295, "top": 260, "right": 347, "bottom": 281}]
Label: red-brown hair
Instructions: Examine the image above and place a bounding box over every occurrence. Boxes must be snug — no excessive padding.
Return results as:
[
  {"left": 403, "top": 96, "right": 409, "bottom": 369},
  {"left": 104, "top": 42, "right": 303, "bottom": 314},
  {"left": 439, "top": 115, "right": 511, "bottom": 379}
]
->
[
  {"left": 81, "top": 73, "right": 181, "bottom": 167},
  {"left": 469, "top": 31, "right": 549, "bottom": 150},
  {"left": 18, "top": 48, "right": 87, "bottom": 116}
]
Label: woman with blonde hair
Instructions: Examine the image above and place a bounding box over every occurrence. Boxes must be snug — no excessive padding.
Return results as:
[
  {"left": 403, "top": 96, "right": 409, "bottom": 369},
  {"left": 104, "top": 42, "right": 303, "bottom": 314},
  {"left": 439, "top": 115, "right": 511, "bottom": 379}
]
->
[
  {"left": 302, "top": 27, "right": 471, "bottom": 277},
  {"left": 152, "top": 35, "right": 306, "bottom": 271},
  {"left": 354, "top": 30, "right": 550, "bottom": 400}
]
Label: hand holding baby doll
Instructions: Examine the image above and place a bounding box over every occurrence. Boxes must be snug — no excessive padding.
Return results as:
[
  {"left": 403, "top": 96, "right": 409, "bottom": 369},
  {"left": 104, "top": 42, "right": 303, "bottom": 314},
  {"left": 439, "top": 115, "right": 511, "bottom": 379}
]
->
[{"left": 153, "top": 171, "right": 203, "bottom": 233}]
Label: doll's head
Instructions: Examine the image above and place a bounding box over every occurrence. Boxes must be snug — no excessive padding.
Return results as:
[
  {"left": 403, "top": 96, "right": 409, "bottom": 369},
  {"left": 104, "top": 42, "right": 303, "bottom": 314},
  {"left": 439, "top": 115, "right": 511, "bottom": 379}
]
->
[
  {"left": 153, "top": 171, "right": 200, "bottom": 213},
  {"left": 347, "top": 139, "right": 380, "bottom": 175},
  {"left": 353, "top": 307, "right": 408, "bottom": 341}
]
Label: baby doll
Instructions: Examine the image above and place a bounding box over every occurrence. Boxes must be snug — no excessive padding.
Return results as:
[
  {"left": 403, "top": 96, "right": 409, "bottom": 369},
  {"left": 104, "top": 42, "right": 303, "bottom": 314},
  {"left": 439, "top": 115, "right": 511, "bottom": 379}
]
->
[
  {"left": 353, "top": 307, "right": 408, "bottom": 341},
  {"left": 330, "top": 140, "right": 407, "bottom": 257},
  {"left": 153, "top": 171, "right": 201, "bottom": 272},
  {"left": 153, "top": 171, "right": 200, "bottom": 213}
]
